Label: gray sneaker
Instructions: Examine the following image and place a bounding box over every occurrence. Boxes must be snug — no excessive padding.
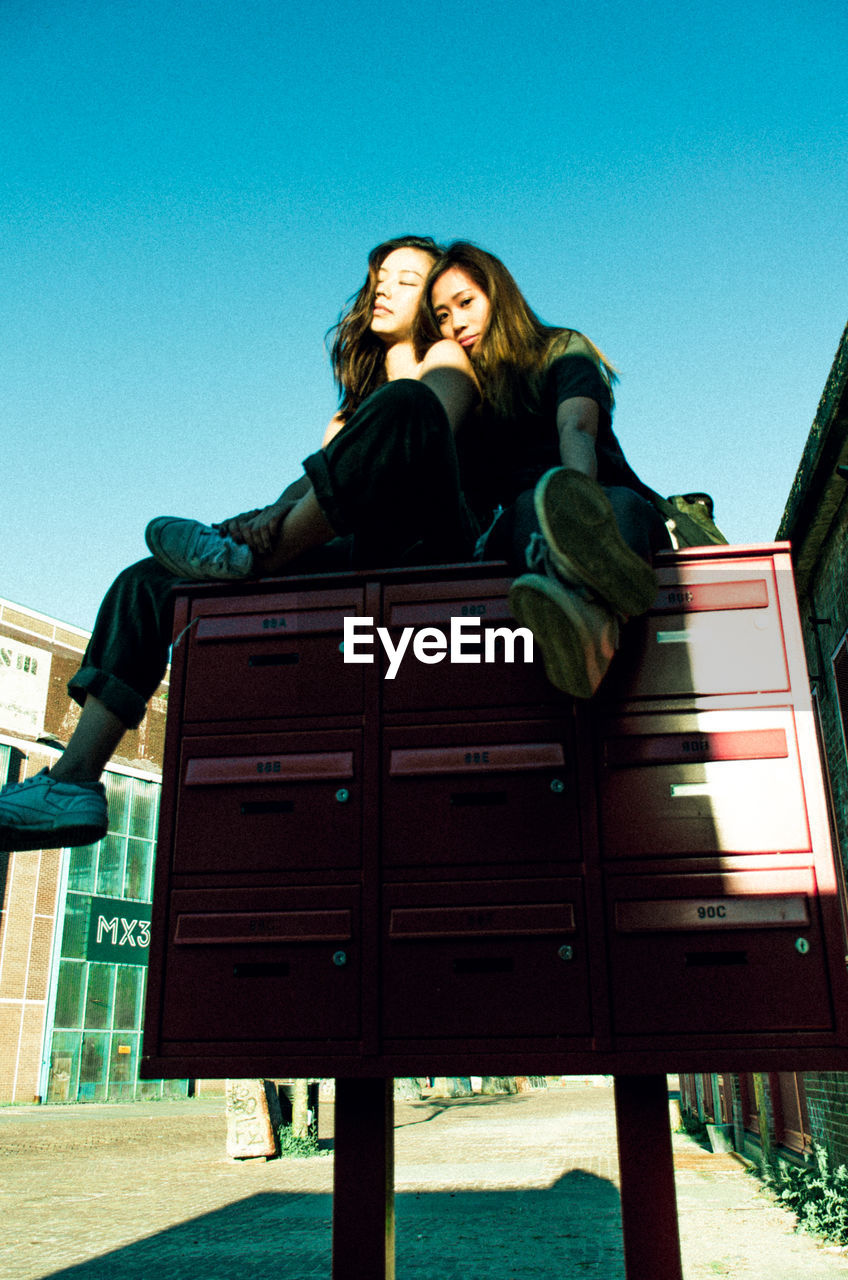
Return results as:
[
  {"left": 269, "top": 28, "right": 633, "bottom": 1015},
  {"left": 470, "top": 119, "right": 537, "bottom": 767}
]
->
[
  {"left": 145, "top": 516, "right": 254, "bottom": 581},
  {"left": 534, "top": 468, "right": 658, "bottom": 617},
  {"left": 0, "top": 769, "right": 108, "bottom": 850},
  {"left": 509, "top": 572, "right": 620, "bottom": 698}
]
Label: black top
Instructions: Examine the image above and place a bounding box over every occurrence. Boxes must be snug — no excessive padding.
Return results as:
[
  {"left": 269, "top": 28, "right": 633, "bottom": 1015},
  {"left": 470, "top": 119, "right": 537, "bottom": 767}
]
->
[{"left": 458, "top": 342, "right": 653, "bottom": 525}]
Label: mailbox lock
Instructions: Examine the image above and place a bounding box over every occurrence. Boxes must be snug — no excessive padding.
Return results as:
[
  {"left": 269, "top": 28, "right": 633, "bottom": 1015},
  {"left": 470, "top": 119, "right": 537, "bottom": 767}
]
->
[
  {"left": 332, "top": 951, "right": 348, "bottom": 967},
  {"left": 795, "top": 937, "right": 811, "bottom": 956},
  {"left": 557, "top": 945, "right": 574, "bottom": 962},
  {"left": 550, "top": 778, "right": 566, "bottom": 795},
  {"left": 335, "top": 788, "right": 350, "bottom": 804}
]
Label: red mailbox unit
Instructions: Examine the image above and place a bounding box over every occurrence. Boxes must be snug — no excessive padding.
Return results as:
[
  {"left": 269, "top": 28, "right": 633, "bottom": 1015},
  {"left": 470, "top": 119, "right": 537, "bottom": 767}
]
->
[{"left": 142, "top": 546, "right": 848, "bottom": 1080}]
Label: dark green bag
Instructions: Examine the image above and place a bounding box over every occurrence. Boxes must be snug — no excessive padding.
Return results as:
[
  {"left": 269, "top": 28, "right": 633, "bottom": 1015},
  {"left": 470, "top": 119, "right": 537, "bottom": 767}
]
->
[{"left": 650, "top": 491, "right": 728, "bottom": 548}]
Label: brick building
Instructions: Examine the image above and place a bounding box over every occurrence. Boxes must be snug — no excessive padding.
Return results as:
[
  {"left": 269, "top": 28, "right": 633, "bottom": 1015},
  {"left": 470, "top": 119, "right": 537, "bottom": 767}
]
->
[
  {"left": 680, "top": 322, "right": 848, "bottom": 1165},
  {"left": 778, "top": 320, "right": 848, "bottom": 1165},
  {"left": 0, "top": 594, "right": 181, "bottom": 1103}
]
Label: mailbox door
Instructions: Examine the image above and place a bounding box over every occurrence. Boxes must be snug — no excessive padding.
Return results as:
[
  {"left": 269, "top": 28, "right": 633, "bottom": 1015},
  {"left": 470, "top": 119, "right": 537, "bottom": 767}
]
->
[
  {"left": 598, "top": 708, "right": 811, "bottom": 858},
  {"left": 381, "top": 878, "right": 590, "bottom": 1041},
  {"left": 380, "top": 577, "right": 556, "bottom": 712},
  {"left": 158, "top": 886, "right": 360, "bottom": 1042},
  {"left": 382, "top": 719, "right": 580, "bottom": 869},
  {"left": 605, "top": 554, "right": 791, "bottom": 699},
  {"left": 182, "top": 587, "right": 365, "bottom": 722},
  {"left": 173, "top": 729, "right": 362, "bottom": 873},
  {"left": 607, "top": 871, "right": 832, "bottom": 1034}
]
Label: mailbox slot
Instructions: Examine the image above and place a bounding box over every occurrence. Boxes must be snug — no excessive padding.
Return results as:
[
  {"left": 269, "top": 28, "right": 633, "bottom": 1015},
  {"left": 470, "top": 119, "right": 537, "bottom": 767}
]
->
[
  {"left": 606, "top": 558, "right": 790, "bottom": 698},
  {"left": 159, "top": 886, "right": 360, "bottom": 1042},
  {"left": 382, "top": 720, "right": 580, "bottom": 869},
  {"left": 380, "top": 578, "right": 554, "bottom": 711},
  {"left": 173, "top": 730, "right": 362, "bottom": 873},
  {"left": 182, "top": 588, "right": 364, "bottom": 721},
  {"left": 598, "top": 708, "right": 811, "bottom": 858},
  {"left": 608, "top": 870, "right": 832, "bottom": 1034},
  {"left": 382, "top": 879, "right": 590, "bottom": 1040}
]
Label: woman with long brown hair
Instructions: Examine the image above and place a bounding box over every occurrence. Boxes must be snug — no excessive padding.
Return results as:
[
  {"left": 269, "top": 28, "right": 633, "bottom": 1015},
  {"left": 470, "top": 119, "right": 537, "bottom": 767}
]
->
[
  {"left": 0, "top": 235, "right": 480, "bottom": 850},
  {"left": 417, "top": 240, "right": 672, "bottom": 699}
]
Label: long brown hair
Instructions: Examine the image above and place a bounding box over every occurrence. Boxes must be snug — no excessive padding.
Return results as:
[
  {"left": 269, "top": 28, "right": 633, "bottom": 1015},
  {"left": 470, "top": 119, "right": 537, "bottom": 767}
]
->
[
  {"left": 415, "top": 241, "right": 617, "bottom": 421},
  {"left": 328, "top": 235, "right": 442, "bottom": 421}
]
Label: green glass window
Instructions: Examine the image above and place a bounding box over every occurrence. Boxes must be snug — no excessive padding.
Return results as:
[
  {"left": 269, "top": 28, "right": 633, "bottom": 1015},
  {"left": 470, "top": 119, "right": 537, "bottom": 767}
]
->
[
  {"left": 68, "top": 843, "right": 98, "bottom": 894},
  {"left": 113, "top": 965, "right": 143, "bottom": 1029},
  {"left": 83, "top": 963, "right": 114, "bottom": 1030},
  {"left": 60, "top": 894, "right": 89, "bottom": 960},
  {"left": 54, "top": 960, "right": 86, "bottom": 1028}
]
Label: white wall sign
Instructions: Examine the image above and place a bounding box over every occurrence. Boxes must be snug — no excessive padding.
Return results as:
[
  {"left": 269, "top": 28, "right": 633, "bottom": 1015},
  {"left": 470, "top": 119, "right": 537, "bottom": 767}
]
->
[{"left": 0, "top": 638, "right": 52, "bottom": 736}]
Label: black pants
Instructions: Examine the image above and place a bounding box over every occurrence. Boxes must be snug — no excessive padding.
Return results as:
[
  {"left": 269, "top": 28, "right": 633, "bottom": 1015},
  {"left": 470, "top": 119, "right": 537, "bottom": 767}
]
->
[
  {"left": 481, "top": 484, "right": 673, "bottom": 570},
  {"left": 69, "top": 380, "right": 479, "bottom": 728}
]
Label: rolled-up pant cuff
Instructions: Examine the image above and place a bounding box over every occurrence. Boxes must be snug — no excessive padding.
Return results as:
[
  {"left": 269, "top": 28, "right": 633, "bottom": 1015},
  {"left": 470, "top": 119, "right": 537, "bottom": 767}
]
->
[{"left": 68, "top": 665, "right": 149, "bottom": 731}]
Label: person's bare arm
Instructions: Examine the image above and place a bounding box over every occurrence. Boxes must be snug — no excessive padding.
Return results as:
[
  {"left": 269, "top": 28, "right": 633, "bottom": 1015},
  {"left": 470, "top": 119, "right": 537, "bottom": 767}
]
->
[
  {"left": 321, "top": 412, "right": 345, "bottom": 446},
  {"left": 556, "top": 396, "right": 600, "bottom": 478}
]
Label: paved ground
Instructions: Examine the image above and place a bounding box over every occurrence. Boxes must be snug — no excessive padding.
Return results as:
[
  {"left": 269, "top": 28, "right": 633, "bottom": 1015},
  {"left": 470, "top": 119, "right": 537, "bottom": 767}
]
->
[{"left": 1, "top": 1083, "right": 847, "bottom": 1279}]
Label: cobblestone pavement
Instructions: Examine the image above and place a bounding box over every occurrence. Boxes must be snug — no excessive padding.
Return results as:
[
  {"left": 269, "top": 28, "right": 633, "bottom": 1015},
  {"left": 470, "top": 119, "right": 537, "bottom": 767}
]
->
[{"left": 1, "top": 1084, "right": 847, "bottom": 1279}]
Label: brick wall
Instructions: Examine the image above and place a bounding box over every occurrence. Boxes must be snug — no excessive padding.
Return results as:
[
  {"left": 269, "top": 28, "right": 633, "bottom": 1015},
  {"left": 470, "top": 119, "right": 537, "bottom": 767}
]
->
[
  {"left": 0, "top": 598, "right": 170, "bottom": 1103},
  {"left": 802, "top": 496, "right": 848, "bottom": 869},
  {"left": 794, "top": 474, "right": 848, "bottom": 1169},
  {"left": 0, "top": 745, "right": 63, "bottom": 1103},
  {"left": 803, "top": 1071, "right": 848, "bottom": 1166}
]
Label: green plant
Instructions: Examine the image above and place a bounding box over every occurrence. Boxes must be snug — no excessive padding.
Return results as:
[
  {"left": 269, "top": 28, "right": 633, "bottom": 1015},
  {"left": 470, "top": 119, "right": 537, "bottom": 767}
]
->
[
  {"left": 277, "top": 1123, "right": 322, "bottom": 1158},
  {"left": 757, "top": 1142, "right": 848, "bottom": 1245},
  {"left": 676, "top": 1109, "right": 709, "bottom": 1143}
]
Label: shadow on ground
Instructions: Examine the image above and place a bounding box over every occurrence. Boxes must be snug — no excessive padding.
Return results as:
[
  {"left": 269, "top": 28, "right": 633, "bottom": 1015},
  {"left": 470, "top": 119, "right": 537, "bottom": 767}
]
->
[{"left": 40, "top": 1169, "right": 624, "bottom": 1279}]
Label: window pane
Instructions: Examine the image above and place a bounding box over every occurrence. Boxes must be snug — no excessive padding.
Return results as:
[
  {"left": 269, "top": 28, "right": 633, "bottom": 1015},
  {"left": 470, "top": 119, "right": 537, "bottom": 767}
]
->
[
  {"left": 833, "top": 638, "right": 848, "bottom": 763},
  {"left": 113, "top": 965, "right": 142, "bottom": 1029},
  {"left": 84, "top": 963, "right": 114, "bottom": 1030},
  {"left": 78, "top": 1033, "right": 109, "bottom": 1101},
  {"left": 108, "top": 1033, "right": 138, "bottom": 1101},
  {"left": 47, "top": 1031, "right": 81, "bottom": 1103},
  {"left": 60, "top": 894, "right": 89, "bottom": 960},
  {"left": 129, "top": 782, "right": 159, "bottom": 841},
  {"left": 124, "top": 838, "right": 153, "bottom": 902},
  {"left": 68, "top": 843, "right": 97, "bottom": 894},
  {"left": 104, "top": 772, "right": 132, "bottom": 834},
  {"left": 96, "top": 833, "right": 125, "bottom": 897},
  {"left": 54, "top": 960, "right": 86, "bottom": 1029},
  {"left": 162, "top": 1077, "right": 190, "bottom": 1099}
]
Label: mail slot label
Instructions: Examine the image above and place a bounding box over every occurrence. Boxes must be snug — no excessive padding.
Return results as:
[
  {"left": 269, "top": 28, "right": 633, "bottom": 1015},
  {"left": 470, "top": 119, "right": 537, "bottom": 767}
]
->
[
  {"left": 389, "top": 902, "right": 576, "bottom": 939},
  {"left": 652, "top": 579, "right": 769, "bottom": 614},
  {"left": 388, "top": 598, "right": 513, "bottom": 626},
  {"left": 604, "top": 728, "right": 788, "bottom": 767},
  {"left": 174, "top": 910, "right": 352, "bottom": 945},
  {"left": 389, "top": 742, "right": 565, "bottom": 776},
  {"left": 184, "top": 751, "right": 355, "bottom": 785},
  {"left": 615, "top": 895, "right": 810, "bottom": 932},
  {"left": 196, "top": 608, "right": 356, "bottom": 640}
]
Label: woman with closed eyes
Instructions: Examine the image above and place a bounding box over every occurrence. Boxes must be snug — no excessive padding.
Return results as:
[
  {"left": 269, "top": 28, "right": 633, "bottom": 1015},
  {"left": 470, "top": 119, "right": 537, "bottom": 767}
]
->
[{"left": 0, "top": 235, "right": 481, "bottom": 850}]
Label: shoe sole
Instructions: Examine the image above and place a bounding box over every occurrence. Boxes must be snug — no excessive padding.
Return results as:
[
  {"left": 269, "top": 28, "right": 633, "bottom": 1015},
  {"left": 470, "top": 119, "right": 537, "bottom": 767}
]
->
[
  {"left": 144, "top": 517, "right": 252, "bottom": 581},
  {"left": 509, "top": 574, "right": 607, "bottom": 699},
  {"left": 144, "top": 516, "right": 198, "bottom": 578},
  {"left": 148, "top": 519, "right": 198, "bottom": 581},
  {"left": 535, "top": 470, "right": 658, "bottom": 616},
  {"left": 0, "top": 821, "right": 107, "bottom": 852}
]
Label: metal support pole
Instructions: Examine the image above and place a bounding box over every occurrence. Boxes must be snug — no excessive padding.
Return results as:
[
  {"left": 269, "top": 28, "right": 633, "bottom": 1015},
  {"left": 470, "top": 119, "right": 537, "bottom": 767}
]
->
[
  {"left": 614, "top": 1074, "right": 683, "bottom": 1280},
  {"left": 332, "top": 1077, "right": 395, "bottom": 1280}
]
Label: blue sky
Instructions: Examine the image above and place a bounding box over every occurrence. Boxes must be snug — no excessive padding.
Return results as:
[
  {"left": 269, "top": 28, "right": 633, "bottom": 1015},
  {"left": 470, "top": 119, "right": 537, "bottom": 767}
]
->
[{"left": 3, "top": 0, "right": 846, "bottom": 630}]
